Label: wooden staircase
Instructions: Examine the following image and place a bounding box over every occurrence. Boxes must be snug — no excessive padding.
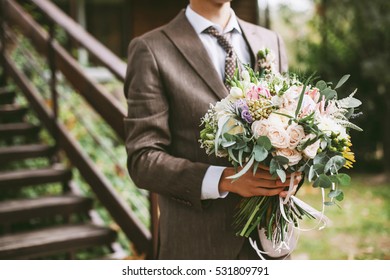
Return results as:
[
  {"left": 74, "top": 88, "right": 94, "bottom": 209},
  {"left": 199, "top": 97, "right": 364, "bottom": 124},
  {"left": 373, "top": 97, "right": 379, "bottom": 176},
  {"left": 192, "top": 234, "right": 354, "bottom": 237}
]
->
[{"left": 0, "top": 86, "right": 117, "bottom": 259}]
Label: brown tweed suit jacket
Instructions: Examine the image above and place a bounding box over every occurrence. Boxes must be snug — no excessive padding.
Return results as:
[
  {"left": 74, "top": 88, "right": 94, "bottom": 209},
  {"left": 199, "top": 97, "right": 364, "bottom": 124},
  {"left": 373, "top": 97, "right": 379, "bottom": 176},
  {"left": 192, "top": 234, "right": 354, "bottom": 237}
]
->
[{"left": 124, "top": 10, "right": 288, "bottom": 259}]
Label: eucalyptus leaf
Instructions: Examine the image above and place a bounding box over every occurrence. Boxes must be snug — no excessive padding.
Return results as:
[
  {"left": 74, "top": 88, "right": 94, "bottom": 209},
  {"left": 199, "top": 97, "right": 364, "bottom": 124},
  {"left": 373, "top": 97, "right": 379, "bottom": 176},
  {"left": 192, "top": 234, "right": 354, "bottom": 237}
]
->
[
  {"left": 336, "top": 173, "right": 351, "bottom": 186},
  {"left": 316, "top": 80, "right": 327, "bottom": 91},
  {"left": 328, "top": 189, "right": 342, "bottom": 198},
  {"left": 253, "top": 145, "right": 268, "bottom": 162},
  {"left": 277, "top": 169, "right": 287, "bottom": 183},
  {"left": 335, "top": 74, "right": 350, "bottom": 89},
  {"left": 274, "top": 155, "right": 289, "bottom": 165},
  {"left": 308, "top": 165, "right": 316, "bottom": 182},
  {"left": 324, "top": 201, "right": 335, "bottom": 206},
  {"left": 324, "top": 156, "right": 346, "bottom": 173},
  {"left": 270, "top": 158, "right": 278, "bottom": 175},
  {"left": 257, "top": 136, "right": 272, "bottom": 150},
  {"left": 313, "top": 174, "right": 332, "bottom": 188},
  {"left": 227, "top": 155, "right": 255, "bottom": 180}
]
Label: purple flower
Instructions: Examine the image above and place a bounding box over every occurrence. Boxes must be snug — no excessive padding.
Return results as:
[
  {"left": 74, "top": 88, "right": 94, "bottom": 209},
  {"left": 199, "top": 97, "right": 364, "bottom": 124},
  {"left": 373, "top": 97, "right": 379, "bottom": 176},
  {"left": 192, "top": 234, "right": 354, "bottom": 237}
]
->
[
  {"left": 235, "top": 100, "right": 253, "bottom": 124},
  {"left": 241, "top": 110, "right": 253, "bottom": 123}
]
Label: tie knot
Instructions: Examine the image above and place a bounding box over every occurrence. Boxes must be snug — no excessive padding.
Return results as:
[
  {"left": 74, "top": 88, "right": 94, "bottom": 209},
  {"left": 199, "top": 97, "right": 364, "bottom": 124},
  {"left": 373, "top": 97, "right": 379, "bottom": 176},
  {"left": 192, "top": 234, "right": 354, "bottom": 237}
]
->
[{"left": 204, "top": 26, "right": 233, "bottom": 54}]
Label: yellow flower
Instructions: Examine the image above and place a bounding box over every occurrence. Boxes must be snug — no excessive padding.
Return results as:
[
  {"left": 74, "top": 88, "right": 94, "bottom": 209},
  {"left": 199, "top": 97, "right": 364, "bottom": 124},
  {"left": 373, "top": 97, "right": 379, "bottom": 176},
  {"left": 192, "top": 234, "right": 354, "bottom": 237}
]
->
[{"left": 342, "top": 146, "right": 355, "bottom": 169}]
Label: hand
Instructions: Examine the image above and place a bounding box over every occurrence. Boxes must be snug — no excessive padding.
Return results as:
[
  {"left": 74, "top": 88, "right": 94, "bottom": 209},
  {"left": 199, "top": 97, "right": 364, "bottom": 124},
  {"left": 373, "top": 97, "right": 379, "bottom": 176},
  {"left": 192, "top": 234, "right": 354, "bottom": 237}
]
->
[{"left": 218, "top": 165, "right": 302, "bottom": 198}]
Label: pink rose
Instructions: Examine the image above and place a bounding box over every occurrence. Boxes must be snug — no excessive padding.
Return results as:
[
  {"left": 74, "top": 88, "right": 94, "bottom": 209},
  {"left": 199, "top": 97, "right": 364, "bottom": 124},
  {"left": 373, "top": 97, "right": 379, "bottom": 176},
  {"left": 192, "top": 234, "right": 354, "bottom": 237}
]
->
[
  {"left": 252, "top": 119, "right": 269, "bottom": 138},
  {"left": 287, "top": 124, "right": 305, "bottom": 149},
  {"left": 267, "top": 125, "right": 290, "bottom": 149},
  {"left": 303, "top": 139, "right": 321, "bottom": 159},
  {"left": 275, "top": 148, "right": 303, "bottom": 166}
]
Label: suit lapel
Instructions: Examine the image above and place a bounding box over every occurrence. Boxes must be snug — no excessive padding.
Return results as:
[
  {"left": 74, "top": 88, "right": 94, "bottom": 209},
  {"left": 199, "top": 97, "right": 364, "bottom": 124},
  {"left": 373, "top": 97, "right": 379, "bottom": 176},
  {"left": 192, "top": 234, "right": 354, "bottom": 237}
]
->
[{"left": 162, "top": 11, "right": 228, "bottom": 100}]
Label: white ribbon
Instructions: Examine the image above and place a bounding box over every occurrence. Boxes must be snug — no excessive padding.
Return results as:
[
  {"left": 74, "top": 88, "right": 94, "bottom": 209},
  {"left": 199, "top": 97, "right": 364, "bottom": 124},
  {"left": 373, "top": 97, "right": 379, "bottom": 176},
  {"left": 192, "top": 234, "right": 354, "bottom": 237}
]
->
[{"left": 283, "top": 172, "right": 296, "bottom": 204}]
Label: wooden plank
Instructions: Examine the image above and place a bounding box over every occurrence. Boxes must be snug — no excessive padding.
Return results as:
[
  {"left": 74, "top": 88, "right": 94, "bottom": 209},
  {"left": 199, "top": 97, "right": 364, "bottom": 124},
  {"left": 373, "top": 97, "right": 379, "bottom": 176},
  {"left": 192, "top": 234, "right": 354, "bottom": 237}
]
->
[
  {"left": 0, "top": 223, "right": 116, "bottom": 259},
  {"left": 0, "top": 144, "right": 54, "bottom": 162},
  {"left": 4, "top": 54, "right": 152, "bottom": 257},
  {"left": 0, "top": 122, "right": 40, "bottom": 138},
  {"left": 0, "top": 166, "right": 72, "bottom": 189},
  {"left": 4, "top": 0, "right": 126, "bottom": 140},
  {"left": 0, "top": 194, "right": 92, "bottom": 224},
  {"left": 0, "top": 104, "right": 28, "bottom": 122},
  {"left": 31, "top": 0, "right": 126, "bottom": 82},
  {"left": 0, "top": 88, "right": 15, "bottom": 105}
]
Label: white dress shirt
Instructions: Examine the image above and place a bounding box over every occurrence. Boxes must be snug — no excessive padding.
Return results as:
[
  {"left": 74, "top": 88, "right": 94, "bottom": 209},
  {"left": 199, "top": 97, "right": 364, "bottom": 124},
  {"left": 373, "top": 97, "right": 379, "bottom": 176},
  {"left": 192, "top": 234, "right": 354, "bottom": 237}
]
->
[{"left": 185, "top": 6, "right": 251, "bottom": 200}]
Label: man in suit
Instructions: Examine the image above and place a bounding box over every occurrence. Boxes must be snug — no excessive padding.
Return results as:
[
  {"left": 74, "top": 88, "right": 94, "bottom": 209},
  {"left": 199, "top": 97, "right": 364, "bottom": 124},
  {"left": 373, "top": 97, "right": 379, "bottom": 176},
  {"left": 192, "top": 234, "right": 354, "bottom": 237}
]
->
[{"left": 124, "top": 0, "right": 301, "bottom": 259}]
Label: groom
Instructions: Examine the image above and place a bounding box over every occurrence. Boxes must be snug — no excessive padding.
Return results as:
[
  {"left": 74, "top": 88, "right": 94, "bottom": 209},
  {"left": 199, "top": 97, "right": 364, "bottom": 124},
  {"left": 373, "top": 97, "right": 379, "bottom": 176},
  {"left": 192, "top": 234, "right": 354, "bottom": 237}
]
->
[{"left": 124, "top": 0, "right": 300, "bottom": 259}]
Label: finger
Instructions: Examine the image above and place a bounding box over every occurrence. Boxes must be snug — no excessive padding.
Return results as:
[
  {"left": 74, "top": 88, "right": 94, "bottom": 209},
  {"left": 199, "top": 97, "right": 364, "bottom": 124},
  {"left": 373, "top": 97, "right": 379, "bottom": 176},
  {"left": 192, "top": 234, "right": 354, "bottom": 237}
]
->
[
  {"left": 258, "top": 164, "right": 270, "bottom": 171},
  {"left": 252, "top": 187, "right": 285, "bottom": 197}
]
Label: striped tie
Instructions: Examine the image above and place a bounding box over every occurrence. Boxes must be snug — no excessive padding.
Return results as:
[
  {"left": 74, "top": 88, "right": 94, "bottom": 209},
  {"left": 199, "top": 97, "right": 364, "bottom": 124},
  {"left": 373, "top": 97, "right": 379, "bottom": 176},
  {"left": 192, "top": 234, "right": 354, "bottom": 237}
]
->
[{"left": 204, "top": 26, "right": 237, "bottom": 89}]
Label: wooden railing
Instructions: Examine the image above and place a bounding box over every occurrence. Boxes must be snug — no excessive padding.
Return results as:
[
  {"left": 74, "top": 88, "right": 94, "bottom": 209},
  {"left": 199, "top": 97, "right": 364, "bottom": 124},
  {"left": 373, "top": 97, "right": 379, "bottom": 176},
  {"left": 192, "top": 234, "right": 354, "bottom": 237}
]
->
[{"left": 0, "top": 0, "right": 156, "bottom": 258}]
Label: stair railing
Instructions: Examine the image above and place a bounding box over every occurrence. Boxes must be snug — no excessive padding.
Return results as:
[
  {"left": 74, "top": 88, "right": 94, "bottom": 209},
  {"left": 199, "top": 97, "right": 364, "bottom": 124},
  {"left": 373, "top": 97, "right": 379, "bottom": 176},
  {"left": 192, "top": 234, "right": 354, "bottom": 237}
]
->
[{"left": 0, "top": 0, "right": 156, "bottom": 258}]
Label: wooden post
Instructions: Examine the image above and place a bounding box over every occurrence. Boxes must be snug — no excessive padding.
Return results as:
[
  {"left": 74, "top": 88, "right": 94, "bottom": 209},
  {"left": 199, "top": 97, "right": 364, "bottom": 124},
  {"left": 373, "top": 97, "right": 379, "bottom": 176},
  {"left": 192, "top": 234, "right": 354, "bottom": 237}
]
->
[{"left": 0, "top": 0, "right": 8, "bottom": 86}]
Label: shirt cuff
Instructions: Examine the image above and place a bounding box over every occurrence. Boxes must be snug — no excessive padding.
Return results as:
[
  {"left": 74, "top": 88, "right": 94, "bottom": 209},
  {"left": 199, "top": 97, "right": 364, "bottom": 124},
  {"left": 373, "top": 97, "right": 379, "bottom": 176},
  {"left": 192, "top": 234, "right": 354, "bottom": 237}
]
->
[{"left": 201, "top": 166, "right": 229, "bottom": 200}]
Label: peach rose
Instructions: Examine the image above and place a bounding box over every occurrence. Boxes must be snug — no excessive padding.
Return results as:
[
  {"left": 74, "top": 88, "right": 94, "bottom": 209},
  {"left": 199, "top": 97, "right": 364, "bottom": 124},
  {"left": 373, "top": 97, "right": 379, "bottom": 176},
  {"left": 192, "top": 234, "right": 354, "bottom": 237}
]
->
[
  {"left": 251, "top": 119, "right": 269, "bottom": 138},
  {"left": 275, "top": 148, "right": 303, "bottom": 166},
  {"left": 303, "top": 139, "right": 321, "bottom": 159},
  {"left": 287, "top": 124, "right": 305, "bottom": 149},
  {"left": 267, "top": 125, "right": 290, "bottom": 149}
]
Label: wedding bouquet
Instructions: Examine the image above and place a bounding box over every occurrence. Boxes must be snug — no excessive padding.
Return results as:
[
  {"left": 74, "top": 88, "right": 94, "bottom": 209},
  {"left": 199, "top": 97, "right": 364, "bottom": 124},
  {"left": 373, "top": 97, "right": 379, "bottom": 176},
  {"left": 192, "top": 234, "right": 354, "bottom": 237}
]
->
[{"left": 199, "top": 48, "right": 362, "bottom": 257}]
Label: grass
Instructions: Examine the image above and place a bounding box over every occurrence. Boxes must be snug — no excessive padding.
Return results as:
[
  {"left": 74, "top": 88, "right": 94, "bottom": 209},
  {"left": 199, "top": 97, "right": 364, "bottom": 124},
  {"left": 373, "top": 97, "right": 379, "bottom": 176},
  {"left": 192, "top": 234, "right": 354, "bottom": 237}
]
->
[{"left": 291, "top": 173, "right": 390, "bottom": 260}]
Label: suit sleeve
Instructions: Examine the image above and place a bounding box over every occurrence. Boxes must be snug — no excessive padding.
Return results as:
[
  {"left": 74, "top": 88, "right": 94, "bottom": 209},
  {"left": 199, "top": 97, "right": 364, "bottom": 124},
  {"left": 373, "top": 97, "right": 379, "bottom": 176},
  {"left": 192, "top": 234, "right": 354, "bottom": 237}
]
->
[
  {"left": 123, "top": 37, "right": 210, "bottom": 211},
  {"left": 277, "top": 33, "right": 288, "bottom": 73}
]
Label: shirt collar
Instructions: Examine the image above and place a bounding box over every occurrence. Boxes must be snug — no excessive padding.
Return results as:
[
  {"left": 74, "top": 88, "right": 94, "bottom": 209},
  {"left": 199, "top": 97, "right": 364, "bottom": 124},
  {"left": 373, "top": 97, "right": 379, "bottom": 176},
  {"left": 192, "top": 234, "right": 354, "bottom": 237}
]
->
[{"left": 185, "top": 5, "right": 242, "bottom": 35}]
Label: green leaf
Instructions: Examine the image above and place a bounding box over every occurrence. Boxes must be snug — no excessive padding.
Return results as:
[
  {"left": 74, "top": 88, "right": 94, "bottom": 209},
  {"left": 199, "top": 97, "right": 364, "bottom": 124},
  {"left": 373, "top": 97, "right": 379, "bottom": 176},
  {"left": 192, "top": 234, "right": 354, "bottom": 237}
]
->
[
  {"left": 335, "top": 74, "right": 350, "bottom": 89},
  {"left": 238, "top": 149, "right": 244, "bottom": 166},
  {"left": 324, "top": 201, "right": 335, "bottom": 206},
  {"left": 228, "top": 148, "right": 238, "bottom": 163},
  {"left": 221, "top": 140, "right": 236, "bottom": 148},
  {"left": 313, "top": 174, "right": 333, "bottom": 188},
  {"left": 253, "top": 145, "right": 268, "bottom": 162},
  {"left": 276, "top": 169, "right": 287, "bottom": 183},
  {"left": 335, "top": 191, "right": 344, "bottom": 201},
  {"left": 270, "top": 158, "right": 278, "bottom": 175},
  {"left": 324, "top": 156, "right": 346, "bottom": 173},
  {"left": 322, "top": 88, "right": 337, "bottom": 100},
  {"left": 308, "top": 165, "right": 315, "bottom": 182},
  {"left": 328, "top": 189, "right": 342, "bottom": 198},
  {"left": 336, "top": 173, "right": 351, "bottom": 186},
  {"left": 316, "top": 80, "right": 327, "bottom": 91},
  {"left": 253, "top": 161, "right": 259, "bottom": 176},
  {"left": 257, "top": 136, "right": 272, "bottom": 150},
  {"left": 227, "top": 155, "right": 255, "bottom": 180},
  {"left": 274, "top": 155, "right": 289, "bottom": 165},
  {"left": 313, "top": 152, "right": 327, "bottom": 165},
  {"left": 313, "top": 163, "right": 325, "bottom": 174}
]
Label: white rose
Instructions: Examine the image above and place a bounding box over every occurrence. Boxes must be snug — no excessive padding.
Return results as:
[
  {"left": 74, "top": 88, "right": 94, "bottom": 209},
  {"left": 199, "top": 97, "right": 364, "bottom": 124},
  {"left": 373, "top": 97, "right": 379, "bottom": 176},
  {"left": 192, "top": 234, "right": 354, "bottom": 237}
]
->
[
  {"left": 303, "top": 139, "right": 321, "bottom": 159},
  {"left": 268, "top": 112, "right": 290, "bottom": 129},
  {"left": 275, "top": 148, "right": 303, "bottom": 166},
  {"left": 267, "top": 125, "right": 290, "bottom": 149},
  {"left": 229, "top": 86, "right": 244, "bottom": 99},
  {"left": 287, "top": 124, "right": 305, "bottom": 149},
  {"left": 252, "top": 119, "right": 269, "bottom": 138},
  {"left": 241, "top": 70, "right": 250, "bottom": 82}
]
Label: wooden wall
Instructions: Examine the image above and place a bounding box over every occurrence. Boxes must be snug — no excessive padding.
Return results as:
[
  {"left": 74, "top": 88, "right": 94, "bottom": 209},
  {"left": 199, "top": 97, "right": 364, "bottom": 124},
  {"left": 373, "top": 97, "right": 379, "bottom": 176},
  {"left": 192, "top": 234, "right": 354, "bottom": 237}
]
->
[{"left": 55, "top": 0, "right": 259, "bottom": 58}]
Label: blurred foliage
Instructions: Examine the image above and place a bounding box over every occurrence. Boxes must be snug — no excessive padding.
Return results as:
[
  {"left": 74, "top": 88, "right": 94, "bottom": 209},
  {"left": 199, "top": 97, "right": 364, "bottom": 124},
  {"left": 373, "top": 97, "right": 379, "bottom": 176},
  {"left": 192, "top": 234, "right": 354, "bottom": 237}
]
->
[
  {"left": 293, "top": 175, "right": 390, "bottom": 259},
  {"left": 286, "top": 0, "right": 390, "bottom": 173}
]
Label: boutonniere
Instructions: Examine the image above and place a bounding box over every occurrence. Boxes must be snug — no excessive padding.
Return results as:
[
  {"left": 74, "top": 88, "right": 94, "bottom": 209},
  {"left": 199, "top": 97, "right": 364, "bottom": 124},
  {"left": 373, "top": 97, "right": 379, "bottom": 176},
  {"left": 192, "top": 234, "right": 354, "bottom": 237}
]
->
[{"left": 256, "top": 48, "right": 277, "bottom": 75}]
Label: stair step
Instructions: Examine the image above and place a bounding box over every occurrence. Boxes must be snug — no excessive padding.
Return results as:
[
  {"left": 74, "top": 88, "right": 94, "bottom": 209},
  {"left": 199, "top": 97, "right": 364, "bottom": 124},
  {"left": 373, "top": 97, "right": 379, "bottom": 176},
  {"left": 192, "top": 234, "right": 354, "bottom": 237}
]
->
[
  {"left": 0, "top": 224, "right": 116, "bottom": 259},
  {"left": 0, "top": 144, "right": 55, "bottom": 163},
  {"left": 0, "top": 194, "right": 92, "bottom": 224},
  {"left": 0, "top": 105, "right": 28, "bottom": 122},
  {"left": 0, "top": 88, "right": 15, "bottom": 105},
  {"left": 0, "top": 166, "right": 72, "bottom": 190},
  {"left": 0, "top": 122, "right": 40, "bottom": 139}
]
